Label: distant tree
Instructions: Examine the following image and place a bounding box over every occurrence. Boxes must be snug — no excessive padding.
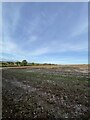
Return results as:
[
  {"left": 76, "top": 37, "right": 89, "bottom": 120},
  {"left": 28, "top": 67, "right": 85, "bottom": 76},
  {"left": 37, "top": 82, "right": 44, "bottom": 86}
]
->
[
  {"left": 7, "top": 61, "right": 12, "bottom": 64},
  {"left": 21, "top": 60, "right": 28, "bottom": 66},
  {"left": 36, "top": 63, "right": 39, "bottom": 66},
  {"left": 2, "top": 62, "right": 7, "bottom": 67},
  {"left": 10, "top": 62, "right": 14, "bottom": 65},
  {"left": 7, "top": 61, "right": 14, "bottom": 66},
  {"left": 31, "top": 62, "right": 35, "bottom": 66},
  {"left": 15, "top": 61, "right": 21, "bottom": 66},
  {"left": 43, "top": 63, "right": 47, "bottom": 65}
]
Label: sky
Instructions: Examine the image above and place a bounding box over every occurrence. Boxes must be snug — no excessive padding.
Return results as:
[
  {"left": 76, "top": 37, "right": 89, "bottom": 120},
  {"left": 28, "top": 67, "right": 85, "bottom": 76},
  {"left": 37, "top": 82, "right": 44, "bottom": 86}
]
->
[{"left": 1, "top": 2, "right": 88, "bottom": 64}]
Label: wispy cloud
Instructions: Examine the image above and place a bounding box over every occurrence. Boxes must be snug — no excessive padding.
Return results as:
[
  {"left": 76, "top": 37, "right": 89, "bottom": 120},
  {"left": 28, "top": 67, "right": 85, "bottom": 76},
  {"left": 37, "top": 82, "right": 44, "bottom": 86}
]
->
[
  {"left": 28, "top": 35, "right": 38, "bottom": 43},
  {"left": 71, "top": 21, "right": 88, "bottom": 38},
  {"left": 2, "top": 3, "right": 88, "bottom": 64}
]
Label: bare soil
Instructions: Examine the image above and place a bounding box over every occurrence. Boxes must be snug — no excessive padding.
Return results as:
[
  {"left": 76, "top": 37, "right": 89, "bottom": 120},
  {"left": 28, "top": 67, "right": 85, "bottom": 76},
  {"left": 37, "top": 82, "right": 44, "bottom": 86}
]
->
[{"left": 2, "top": 65, "right": 90, "bottom": 119}]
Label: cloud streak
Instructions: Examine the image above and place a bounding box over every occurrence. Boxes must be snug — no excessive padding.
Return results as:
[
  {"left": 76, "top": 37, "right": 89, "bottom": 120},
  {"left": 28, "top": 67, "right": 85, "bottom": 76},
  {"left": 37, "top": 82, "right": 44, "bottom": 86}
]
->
[{"left": 2, "top": 2, "right": 88, "bottom": 64}]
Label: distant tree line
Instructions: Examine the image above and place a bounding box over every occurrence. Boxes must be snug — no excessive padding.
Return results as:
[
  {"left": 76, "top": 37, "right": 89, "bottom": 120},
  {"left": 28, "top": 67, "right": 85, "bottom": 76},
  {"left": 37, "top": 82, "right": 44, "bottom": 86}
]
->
[
  {"left": 1, "top": 60, "right": 28, "bottom": 67},
  {"left": 1, "top": 60, "right": 56, "bottom": 67}
]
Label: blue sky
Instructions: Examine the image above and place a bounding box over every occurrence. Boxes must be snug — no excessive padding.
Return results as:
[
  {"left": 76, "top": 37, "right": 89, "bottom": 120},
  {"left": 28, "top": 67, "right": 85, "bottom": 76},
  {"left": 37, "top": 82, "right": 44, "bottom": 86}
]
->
[{"left": 1, "top": 2, "right": 88, "bottom": 64}]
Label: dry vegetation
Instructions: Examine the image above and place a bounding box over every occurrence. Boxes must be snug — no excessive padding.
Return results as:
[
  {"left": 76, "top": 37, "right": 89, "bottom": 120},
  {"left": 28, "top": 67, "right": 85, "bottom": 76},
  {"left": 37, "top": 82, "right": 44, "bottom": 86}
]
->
[{"left": 2, "top": 65, "right": 90, "bottom": 119}]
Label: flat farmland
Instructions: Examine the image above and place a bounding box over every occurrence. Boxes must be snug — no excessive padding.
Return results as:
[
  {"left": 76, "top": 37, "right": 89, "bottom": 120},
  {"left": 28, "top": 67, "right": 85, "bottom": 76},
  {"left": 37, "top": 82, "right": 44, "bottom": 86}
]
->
[{"left": 2, "top": 65, "right": 90, "bottom": 119}]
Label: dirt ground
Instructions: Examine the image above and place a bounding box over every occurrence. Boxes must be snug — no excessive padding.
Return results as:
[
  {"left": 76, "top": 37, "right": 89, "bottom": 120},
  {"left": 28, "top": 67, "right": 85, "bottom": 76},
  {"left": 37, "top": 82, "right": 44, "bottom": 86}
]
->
[{"left": 2, "top": 65, "right": 90, "bottom": 119}]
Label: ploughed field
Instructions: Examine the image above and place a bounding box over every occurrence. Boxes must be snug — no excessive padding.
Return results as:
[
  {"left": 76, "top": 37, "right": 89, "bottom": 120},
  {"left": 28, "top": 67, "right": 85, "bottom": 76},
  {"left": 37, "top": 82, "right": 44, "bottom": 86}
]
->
[{"left": 2, "top": 65, "right": 90, "bottom": 119}]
